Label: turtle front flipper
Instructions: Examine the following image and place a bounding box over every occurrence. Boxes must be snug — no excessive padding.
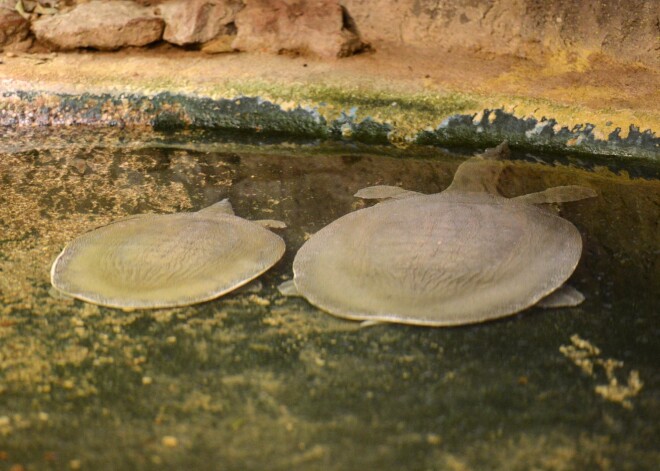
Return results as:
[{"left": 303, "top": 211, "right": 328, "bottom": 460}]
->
[
  {"left": 444, "top": 142, "right": 510, "bottom": 195},
  {"left": 513, "top": 185, "right": 597, "bottom": 205},
  {"left": 536, "top": 285, "right": 585, "bottom": 308},
  {"left": 354, "top": 185, "right": 422, "bottom": 200}
]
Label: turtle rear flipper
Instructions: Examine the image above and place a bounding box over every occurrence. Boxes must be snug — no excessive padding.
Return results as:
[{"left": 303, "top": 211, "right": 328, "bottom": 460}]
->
[
  {"left": 536, "top": 285, "right": 585, "bottom": 308},
  {"left": 278, "top": 280, "right": 301, "bottom": 297}
]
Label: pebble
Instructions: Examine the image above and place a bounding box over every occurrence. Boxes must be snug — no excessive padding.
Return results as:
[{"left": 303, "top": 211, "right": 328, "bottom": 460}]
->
[
  {"left": 162, "top": 436, "right": 178, "bottom": 448},
  {"left": 248, "top": 294, "right": 270, "bottom": 306}
]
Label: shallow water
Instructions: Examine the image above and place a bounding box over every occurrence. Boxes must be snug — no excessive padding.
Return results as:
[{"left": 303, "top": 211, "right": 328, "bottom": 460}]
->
[{"left": 0, "top": 130, "right": 658, "bottom": 470}]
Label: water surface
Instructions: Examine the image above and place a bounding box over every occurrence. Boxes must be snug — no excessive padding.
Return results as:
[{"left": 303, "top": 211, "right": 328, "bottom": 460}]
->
[{"left": 0, "top": 130, "right": 658, "bottom": 470}]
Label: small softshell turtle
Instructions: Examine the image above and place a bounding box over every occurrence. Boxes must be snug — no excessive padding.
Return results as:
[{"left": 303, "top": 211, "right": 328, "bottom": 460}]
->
[
  {"left": 51, "top": 199, "right": 285, "bottom": 309},
  {"left": 280, "top": 142, "right": 596, "bottom": 326}
]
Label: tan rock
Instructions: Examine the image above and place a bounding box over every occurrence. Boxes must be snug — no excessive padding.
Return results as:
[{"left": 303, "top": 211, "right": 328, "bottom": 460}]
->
[
  {"left": 31, "top": 0, "right": 164, "bottom": 50},
  {"left": 201, "top": 34, "right": 235, "bottom": 54},
  {"left": 0, "top": 8, "right": 30, "bottom": 50},
  {"left": 232, "top": 0, "right": 365, "bottom": 58},
  {"left": 341, "top": 0, "right": 660, "bottom": 68},
  {"left": 159, "top": 0, "right": 241, "bottom": 46}
]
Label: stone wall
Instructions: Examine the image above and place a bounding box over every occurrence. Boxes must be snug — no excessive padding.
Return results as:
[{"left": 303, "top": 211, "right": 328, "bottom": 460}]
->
[
  {"left": 2, "top": 0, "right": 366, "bottom": 57},
  {"left": 342, "top": 0, "right": 659, "bottom": 67},
  {"left": 2, "top": 0, "right": 658, "bottom": 66}
]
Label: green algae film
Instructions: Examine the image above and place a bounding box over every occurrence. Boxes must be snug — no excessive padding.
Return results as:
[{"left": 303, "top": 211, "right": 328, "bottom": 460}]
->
[{"left": 0, "top": 137, "right": 658, "bottom": 470}]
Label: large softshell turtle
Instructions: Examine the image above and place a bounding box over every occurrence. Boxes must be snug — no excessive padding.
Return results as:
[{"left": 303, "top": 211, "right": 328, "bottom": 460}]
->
[
  {"left": 51, "top": 200, "right": 285, "bottom": 309},
  {"left": 282, "top": 142, "right": 596, "bottom": 326}
]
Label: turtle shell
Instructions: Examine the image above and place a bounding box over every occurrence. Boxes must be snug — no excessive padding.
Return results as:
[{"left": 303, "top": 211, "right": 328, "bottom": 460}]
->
[
  {"left": 292, "top": 192, "right": 582, "bottom": 325},
  {"left": 51, "top": 210, "right": 284, "bottom": 309}
]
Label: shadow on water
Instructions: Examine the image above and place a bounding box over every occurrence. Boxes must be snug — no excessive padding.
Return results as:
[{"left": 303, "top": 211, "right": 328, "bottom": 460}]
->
[{"left": 0, "top": 129, "right": 658, "bottom": 470}]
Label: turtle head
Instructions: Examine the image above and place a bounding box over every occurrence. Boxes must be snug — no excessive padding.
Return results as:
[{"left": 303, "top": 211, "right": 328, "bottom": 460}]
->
[
  {"left": 196, "top": 199, "right": 235, "bottom": 217},
  {"left": 480, "top": 141, "right": 510, "bottom": 161},
  {"left": 445, "top": 141, "right": 510, "bottom": 195}
]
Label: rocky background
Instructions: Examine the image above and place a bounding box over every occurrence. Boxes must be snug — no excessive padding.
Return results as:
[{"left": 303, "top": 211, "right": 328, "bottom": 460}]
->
[
  {"left": 0, "top": 0, "right": 658, "bottom": 66},
  {"left": 0, "top": 0, "right": 367, "bottom": 58},
  {"left": 344, "top": 0, "right": 659, "bottom": 67}
]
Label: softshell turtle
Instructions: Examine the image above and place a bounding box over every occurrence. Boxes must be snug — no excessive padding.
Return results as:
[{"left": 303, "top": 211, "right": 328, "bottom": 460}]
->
[
  {"left": 280, "top": 142, "right": 596, "bottom": 326},
  {"left": 51, "top": 199, "right": 285, "bottom": 309}
]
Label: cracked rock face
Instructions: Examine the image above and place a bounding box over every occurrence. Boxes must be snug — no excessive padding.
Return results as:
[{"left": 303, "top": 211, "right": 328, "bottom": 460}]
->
[
  {"left": 342, "top": 0, "right": 660, "bottom": 67},
  {"left": 31, "top": 0, "right": 164, "bottom": 50},
  {"left": 0, "top": 8, "right": 30, "bottom": 50},
  {"left": 159, "top": 0, "right": 242, "bottom": 46},
  {"left": 232, "top": 0, "right": 365, "bottom": 58}
]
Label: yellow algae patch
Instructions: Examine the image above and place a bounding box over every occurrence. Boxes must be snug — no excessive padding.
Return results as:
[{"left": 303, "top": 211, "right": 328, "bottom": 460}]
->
[
  {"left": 0, "top": 336, "right": 95, "bottom": 396},
  {"left": 560, "top": 335, "right": 643, "bottom": 409}
]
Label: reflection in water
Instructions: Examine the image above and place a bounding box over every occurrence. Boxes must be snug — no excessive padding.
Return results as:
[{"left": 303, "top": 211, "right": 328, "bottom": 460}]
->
[{"left": 0, "top": 136, "right": 658, "bottom": 469}]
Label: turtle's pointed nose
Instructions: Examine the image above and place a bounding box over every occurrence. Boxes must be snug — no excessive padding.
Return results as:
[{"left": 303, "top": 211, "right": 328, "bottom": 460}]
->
[{"left": 481, "top": 141, "right": 510, "bottom": 160}]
